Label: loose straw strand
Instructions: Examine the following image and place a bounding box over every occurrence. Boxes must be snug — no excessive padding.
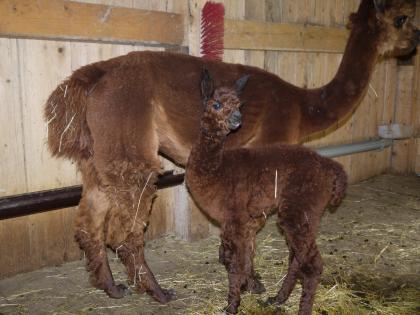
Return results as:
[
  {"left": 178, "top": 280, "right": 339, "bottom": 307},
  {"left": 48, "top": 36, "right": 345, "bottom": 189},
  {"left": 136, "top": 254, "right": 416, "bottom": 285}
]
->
[
  {"left": 274, "top": 169, "right": 278, "bottom": 198},
  {"left": 131, "top": 172, "right": 154, "bottom": 232}
]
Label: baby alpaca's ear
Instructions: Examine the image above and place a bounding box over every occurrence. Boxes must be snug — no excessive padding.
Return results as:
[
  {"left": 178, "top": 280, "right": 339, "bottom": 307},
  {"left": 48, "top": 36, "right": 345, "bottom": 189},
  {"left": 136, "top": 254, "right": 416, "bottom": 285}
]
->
[
  {"left": 234, "top": 75, "right": 250, "bottom": 95},
  {"left": 201, "top": 68, "right": 214, "bottom": 101},
  {"left": 373, "top": 0, "right": 385, "bottom": 13}
]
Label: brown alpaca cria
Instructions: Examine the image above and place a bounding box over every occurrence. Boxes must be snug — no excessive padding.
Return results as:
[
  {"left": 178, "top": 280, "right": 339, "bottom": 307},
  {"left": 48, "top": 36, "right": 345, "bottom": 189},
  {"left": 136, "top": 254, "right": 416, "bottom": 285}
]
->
[
  {"left": 44, "top": 0, "right": 417, "bottom": 303},
  {"left": 185, "top": 70, "right": 348, "bottom": 315}
]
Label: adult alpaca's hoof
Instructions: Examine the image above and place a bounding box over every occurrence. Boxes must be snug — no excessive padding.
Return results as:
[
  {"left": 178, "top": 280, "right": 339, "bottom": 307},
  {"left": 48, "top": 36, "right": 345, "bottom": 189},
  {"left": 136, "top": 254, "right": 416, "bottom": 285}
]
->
[
  {"left": 106, "top": 283, "right": 131, "bottom": 299},
  {"left": 162, "top": 288, "right": 177, "bottom": 302},
  {"left": 150, "top": 288, "right": 177, "bottom": 304}
]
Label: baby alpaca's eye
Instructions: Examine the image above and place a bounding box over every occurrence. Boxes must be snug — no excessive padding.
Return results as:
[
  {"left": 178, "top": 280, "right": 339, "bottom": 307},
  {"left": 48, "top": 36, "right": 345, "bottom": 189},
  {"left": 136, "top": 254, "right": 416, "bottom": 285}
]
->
[{"left": 213, "top": 102, "right": 222, "bottom": 110}]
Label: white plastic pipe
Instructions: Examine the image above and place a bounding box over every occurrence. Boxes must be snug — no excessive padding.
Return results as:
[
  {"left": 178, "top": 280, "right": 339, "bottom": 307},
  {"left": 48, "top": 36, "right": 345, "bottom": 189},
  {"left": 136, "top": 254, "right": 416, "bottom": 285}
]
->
[{"left": 314, "top": 139, "right": 393, "bottom": 158}]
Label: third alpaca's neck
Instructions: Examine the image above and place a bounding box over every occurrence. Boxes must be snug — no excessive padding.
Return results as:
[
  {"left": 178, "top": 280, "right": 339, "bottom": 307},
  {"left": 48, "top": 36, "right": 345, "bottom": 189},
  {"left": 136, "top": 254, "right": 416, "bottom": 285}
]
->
[
  {"left": 301, "top": 0, "right": 385, "bottom": 135},
  {"left": 327, "top": 0, "right": 382, "bottom": 109}
]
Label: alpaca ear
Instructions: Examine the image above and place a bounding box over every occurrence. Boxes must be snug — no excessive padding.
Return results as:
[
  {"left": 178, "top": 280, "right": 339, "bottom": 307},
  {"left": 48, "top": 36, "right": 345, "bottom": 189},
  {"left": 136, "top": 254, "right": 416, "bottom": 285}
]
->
[
  {"left": 234, "top": 75, "right": 250, "bottom": 95},
  {"left": 201, "top": 68, "right": 214, "bottom": 101},
  {"left": 373, "top": 0, "right": 386, "bottom": 13}
]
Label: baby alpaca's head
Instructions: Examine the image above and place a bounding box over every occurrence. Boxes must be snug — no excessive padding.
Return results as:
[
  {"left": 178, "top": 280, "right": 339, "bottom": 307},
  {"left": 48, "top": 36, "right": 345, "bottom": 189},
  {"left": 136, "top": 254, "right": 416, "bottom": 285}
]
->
[{"left": 200, "top": 69, "right": 249, "bottom": 135}]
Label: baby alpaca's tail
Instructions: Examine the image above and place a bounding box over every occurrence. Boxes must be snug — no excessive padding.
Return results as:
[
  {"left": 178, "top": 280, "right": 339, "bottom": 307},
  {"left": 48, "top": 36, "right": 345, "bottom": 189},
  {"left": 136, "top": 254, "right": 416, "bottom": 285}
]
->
[{"left": 328, "top": 160, "right": 347, "bottom": 206}]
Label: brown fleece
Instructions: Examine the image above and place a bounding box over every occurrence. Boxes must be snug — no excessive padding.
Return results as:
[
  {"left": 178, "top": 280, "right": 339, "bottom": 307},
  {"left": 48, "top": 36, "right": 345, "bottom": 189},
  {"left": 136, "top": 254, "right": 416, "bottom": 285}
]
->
[
  {"left": 185, "top": 74, "right": 348, "bottom": 314},
  {"left": 43, "top": 0, "right": 417, "bottom": 304}
]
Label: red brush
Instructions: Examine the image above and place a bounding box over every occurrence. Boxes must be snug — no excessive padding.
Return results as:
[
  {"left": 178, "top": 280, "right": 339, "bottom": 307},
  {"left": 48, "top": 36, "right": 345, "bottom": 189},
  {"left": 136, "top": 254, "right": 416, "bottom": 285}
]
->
[{"left": 200, "top": 2, "right": 225, "bottom": 61}]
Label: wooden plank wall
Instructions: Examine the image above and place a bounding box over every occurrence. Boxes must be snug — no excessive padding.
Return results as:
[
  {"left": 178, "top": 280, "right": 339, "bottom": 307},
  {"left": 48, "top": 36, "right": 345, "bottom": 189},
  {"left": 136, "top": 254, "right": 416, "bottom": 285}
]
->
[
  {"left": 391, "top": 1, "right": 420, "bottom": 174},
  {"left": 0, "top": 0, "right": 418, "bottom": 278}
]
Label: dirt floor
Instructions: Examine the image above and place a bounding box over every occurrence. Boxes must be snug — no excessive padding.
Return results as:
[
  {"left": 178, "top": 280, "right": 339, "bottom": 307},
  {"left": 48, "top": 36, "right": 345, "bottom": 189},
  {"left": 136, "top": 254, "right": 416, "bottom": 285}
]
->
[{"left": 0, "top": 174, "right": 419, "bottom": 315}]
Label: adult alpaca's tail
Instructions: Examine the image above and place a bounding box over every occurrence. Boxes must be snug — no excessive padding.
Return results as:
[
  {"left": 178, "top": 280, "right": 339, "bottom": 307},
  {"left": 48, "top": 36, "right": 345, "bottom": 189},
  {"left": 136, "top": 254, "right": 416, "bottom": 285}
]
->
[
  {"left": 328, "top": 160, "right": 348, "bottom": 207},
  {"left": 44, "top": 64, "right": 105, "bottom": 161}
]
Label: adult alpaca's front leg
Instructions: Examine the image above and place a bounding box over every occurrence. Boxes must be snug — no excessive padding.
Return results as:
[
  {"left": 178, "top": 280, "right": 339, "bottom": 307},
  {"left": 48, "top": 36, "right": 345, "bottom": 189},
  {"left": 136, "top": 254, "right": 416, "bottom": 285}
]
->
[{"left": 75, "top": 187, "right": 127, "bottom": 298}]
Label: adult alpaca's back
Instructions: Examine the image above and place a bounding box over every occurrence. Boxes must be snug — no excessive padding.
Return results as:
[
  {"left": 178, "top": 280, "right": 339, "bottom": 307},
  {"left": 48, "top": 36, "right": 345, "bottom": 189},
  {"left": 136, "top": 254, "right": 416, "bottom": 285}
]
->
[{"left": 45, "top": 0, "right": 420, "bottom": 166}]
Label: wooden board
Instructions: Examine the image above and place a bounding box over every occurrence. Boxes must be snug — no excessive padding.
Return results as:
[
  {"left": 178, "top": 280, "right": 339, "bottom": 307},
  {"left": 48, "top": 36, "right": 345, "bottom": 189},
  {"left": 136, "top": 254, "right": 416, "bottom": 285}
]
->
[
  {"left": 0, "top": 39, "right": 26, "bottom": 197},
  {"left": 408, "top": 3, "right": 420, "bottom": 174},
  {"left": 0, "top": 0, "right": 184, "bottom": 46},
  {"left": 224, "top": 19, "right": 349, "bottom": 53},
  {"left": 391, "top": 65, "right": 415, "bottom": 173}
]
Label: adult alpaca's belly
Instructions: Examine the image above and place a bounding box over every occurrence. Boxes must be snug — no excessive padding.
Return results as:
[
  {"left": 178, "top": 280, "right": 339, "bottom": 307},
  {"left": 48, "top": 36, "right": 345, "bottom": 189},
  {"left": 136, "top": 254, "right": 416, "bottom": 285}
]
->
[{"left": 155, "top": 100, "right": 198, "bottom": 166}]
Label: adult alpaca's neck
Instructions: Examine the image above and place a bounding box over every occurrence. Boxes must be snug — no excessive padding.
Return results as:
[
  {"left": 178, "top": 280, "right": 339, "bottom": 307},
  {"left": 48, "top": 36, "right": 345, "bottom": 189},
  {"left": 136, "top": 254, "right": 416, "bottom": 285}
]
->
[
  {"left": 300, "top": 0, "right": 384, "bottom": 135},
  {"left": 327, "top": 0, "right": 381, "bottom": 110}
]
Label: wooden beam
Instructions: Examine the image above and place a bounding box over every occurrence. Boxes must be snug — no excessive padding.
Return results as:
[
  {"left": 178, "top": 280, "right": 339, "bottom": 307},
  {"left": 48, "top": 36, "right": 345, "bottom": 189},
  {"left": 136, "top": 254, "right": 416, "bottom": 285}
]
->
[
  {"left": 0, "top": 0, "right": 184, "bottom": 46},
  {"left": 0, "top": 1, "right": 350, "bottom": 52},
  {"left": 224, "top": 19, "right": 349, "bottom": 53}
]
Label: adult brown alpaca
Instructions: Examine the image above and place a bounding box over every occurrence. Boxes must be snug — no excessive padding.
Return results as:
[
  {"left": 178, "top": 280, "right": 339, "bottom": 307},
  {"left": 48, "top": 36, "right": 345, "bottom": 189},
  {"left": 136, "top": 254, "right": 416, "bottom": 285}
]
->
[
  {"left": 44, "top": 0, "right": 418, "bottom": 303},
  {"left": 185, "top": 70, "right": 348, "bottom": 314}
]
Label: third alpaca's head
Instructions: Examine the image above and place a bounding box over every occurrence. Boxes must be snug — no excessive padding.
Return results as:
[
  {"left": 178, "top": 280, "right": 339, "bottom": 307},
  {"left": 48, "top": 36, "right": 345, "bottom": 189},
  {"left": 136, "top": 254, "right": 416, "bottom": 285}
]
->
[
  {"left": 373, "top": 0, "right": 419, "bottom": 56},
  {"left": 200, "top": 69, "right": 249, "bottom": 135},
  {"left": 349, "top": 0, "right": 419, "bottom": 57}
]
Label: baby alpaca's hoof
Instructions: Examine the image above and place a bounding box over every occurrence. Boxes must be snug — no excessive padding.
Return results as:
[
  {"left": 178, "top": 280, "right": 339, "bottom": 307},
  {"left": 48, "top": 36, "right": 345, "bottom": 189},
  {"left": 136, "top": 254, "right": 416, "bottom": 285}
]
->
[
  {"left": 107, "top": 283, "right": 131, "bottom": 299},
  {"left": 264, "top": 296, "right": 281, "bottom": 306},
  {"left": 247, "top": 278, "right": 266, "bottom": 294},
  {"left": 225, "top": 304, "right": 239, "bottom": 314}
]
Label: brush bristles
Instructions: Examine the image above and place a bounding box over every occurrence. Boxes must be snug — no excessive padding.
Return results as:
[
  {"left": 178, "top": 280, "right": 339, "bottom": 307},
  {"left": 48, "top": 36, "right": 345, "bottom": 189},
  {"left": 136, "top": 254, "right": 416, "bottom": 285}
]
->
[{"left": 200, "top": 2, "right": 225, "bottom": 61}]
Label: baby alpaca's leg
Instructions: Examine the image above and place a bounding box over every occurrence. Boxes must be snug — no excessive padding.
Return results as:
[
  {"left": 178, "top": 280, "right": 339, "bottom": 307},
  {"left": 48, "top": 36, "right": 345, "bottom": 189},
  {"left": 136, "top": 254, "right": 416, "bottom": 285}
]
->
[
  {"left": 298, "top": 245, "right": 323, "bottom": 315},
  {"left": 266, "top": 226, "right": 301, "bottom": 305},
  {"left": 220, "top": 225, "right": 252, "bottom": 313},
  {"left": 267, "top": 199, "right": 317, "bottom": 307},
  {"left": 243, "top": 225, "right": 266, "bottom": 294},
  {"left": 226, "top": 272, "right": 248, "bottom": 313},
  {"left": 219, "top": 220, "right": 266, "bottom": 295}
]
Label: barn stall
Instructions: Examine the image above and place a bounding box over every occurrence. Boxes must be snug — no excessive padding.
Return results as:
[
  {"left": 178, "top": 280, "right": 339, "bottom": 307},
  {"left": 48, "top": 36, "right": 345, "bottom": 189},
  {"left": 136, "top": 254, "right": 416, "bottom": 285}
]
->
[{"left": 0, "top": 0, "right": 419, "bottom": 314}]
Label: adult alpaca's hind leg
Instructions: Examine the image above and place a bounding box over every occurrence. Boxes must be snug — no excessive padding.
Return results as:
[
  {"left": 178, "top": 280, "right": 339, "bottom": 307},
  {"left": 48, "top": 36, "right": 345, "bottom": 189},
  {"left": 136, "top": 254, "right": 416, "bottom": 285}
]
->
[
  {"left": 75, "top": 184, "right": 127, "bottom": 298},
  {"left": 106, "top": 169, "right": 176, "bottom": 303},
  {"left": 117, "top": 232, "right": 176, "bottom": 303}
]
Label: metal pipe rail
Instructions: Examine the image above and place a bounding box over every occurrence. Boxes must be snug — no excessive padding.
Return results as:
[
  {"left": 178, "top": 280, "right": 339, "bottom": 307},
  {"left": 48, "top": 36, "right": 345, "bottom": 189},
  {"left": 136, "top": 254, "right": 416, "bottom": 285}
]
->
[{"left": 0, "top": 172, "right": 184, "bottom": 220}]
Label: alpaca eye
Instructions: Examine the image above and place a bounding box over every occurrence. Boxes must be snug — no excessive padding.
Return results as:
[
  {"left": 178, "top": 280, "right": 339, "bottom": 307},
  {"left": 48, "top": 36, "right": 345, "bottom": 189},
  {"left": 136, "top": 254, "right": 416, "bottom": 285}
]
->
[
  {"left": 394, "top": 15, "right": 408, "bottom": 28},
  {"left": 213, "top": 102, "right": 222, "bottom": 110}
]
